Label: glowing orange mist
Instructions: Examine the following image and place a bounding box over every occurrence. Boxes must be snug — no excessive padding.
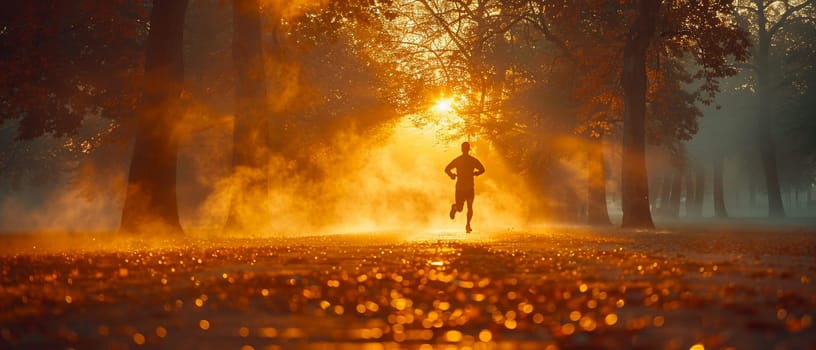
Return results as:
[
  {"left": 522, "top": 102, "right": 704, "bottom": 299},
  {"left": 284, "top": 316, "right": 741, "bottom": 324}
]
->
[{"left": 425, "top": 95, "right": 467, "bottom": 140}]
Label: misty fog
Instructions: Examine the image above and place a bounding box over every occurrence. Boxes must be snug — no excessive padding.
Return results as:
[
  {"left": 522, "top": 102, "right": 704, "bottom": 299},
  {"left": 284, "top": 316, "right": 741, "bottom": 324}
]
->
[{"left": 1, "top": 0, "right": 815, "bottom": 235}]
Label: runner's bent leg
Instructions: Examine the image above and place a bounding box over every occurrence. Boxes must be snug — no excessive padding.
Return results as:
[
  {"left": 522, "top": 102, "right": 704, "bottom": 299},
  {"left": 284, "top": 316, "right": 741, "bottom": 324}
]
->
[
  {"left": 466, "top": 199, "right": 473, "bottom": 226},
  {"left": 455, "top": 188, "right": 465, "bottom": 212},
  {"left": 465, "top": 189, "right": 474, "bottom": 232}
]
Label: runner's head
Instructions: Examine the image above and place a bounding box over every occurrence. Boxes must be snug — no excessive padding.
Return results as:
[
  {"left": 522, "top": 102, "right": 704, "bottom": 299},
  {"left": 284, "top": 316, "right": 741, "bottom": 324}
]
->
[{"left": 461, "top": 141, "right": 470, "bottom": 154}]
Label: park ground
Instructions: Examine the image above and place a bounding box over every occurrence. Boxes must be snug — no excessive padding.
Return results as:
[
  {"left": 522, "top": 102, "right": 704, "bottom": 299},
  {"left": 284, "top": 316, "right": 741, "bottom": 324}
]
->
[{"left": 1, "top": 222, "right": 815, "bottom": 350}]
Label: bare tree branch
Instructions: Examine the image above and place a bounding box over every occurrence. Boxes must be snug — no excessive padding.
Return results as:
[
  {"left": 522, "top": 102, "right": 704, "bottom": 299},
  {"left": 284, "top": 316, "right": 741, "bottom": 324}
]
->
[
  {"left": 521, "top": 14, "right": 578, "bottom": 65},
  {"left": 769, "top": 0, "right": 815, "bottom": 35},
  {"left": 735, "top": 61, "right": 759, "bottom": 71},
  {"left": 415, "top": 0, "right": 472, "bottom": 59}
]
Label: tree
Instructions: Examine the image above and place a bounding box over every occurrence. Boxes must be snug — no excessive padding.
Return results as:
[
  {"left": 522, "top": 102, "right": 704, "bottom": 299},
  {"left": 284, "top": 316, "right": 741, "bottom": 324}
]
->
[
  {"left": 379, "top": 1, "right": 747, "bottom": 226},
  {"left": 224, "top": 0, "right": 270, "bottom": 232},
  {"left": 0, "top": 2, "right": 192, "bottom": 232},
  {"left": 736, "top": 0, "right": 815, "bottom": 217},
  {"left": 587, "top": 134, "right": 612, "bottom": 225},
  {"left": 619, "top": 0, "right": 660, "bottom": 228},
  {"left": 713, "top": 158, "right": 729, "bottom": 217},
  {"left": 394, "top": 0, "right": 619, "bottom": 222},
  {"left": 120, "top": 0, "right": 189, "bottom": 234},
  {"left": 666, "top": 166, "right": 684, "bottom": 217},
  {"left": 0, "top": 1, "right": 198, "bottom": 234},
  {"left": 0, "top": 2, "right": 148, "bottom": 140},
  {"left": 781, "top": 32, "right": 816, "bottom": 204},
  {"left": 518, "top": 1, "right": 747, "bottom": 227},
  {"left": 614, "top": 0, "right": 749, "bottom": 228},
  {"left": 0, "top": 1, "right": 148, "bottom": 193},
  {"left": 209, "top": 0, "right": 409, "bottom": 228}
]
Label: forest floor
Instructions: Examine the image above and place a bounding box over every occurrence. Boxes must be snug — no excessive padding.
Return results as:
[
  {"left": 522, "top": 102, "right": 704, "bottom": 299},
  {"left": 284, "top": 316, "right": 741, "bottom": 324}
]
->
[{"left": 1, "top": 223, "right": 815, "bottom": 350}]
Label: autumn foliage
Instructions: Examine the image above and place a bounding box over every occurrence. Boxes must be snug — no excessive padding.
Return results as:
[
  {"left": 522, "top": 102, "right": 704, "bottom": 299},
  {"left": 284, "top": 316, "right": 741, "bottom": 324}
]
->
[{"left": 0, "top": 0, "right": 762, "bottom": 232}]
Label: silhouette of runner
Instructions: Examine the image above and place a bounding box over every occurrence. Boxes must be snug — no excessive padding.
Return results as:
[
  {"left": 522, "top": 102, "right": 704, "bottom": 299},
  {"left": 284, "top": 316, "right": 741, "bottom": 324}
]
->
[{"left": 445, "top": 141, "right": 485, "bottom": 233}]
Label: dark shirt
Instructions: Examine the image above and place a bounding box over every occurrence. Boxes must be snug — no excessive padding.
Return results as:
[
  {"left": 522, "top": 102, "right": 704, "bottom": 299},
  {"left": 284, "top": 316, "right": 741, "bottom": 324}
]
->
[{"left": 445, "top": 154, "right": 485, "bottom": 189}]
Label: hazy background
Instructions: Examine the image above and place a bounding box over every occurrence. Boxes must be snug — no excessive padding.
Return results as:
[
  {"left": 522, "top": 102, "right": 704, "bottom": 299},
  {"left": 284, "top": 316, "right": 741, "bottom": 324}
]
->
[{"left": 1, "top": 0, "right": 814, "bottom": 234}]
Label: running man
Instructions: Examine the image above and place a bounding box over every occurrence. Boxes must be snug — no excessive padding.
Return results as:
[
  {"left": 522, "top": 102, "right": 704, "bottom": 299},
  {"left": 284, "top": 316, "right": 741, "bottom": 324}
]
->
[{"left": 445, "top": 141, "right": 485, "bottom": 233}]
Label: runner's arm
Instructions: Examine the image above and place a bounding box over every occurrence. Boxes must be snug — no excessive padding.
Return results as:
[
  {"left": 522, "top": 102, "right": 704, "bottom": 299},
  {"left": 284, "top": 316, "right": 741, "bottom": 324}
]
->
[
  {"left": 474, "top": 159, "right": 485, "bottom": 176},
  {"left": 444, "top": 160, "right": 457, "bottom": 179}
]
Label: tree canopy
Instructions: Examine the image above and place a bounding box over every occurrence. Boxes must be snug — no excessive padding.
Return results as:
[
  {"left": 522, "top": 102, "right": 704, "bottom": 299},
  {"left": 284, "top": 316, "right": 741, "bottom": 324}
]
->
[{"left": 4, "top": 0, "right": 813, "bottom": 233}]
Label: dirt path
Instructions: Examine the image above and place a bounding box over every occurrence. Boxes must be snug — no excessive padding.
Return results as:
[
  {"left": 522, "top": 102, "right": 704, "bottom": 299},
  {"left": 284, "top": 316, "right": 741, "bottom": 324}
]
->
[{"left": 1, "top": 228, "right": 814, "bottom": 349}]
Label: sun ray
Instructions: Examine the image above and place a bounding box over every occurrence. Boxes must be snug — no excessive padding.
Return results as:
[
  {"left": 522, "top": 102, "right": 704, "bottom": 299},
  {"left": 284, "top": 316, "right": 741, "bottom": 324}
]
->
[{"left": 432, "top": 97, "right": 454, "bottom": 114}]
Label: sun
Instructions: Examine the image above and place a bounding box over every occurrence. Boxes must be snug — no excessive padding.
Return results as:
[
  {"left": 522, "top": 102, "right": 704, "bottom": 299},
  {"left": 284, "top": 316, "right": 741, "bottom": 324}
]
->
[{"left": 432, "top": 97, "right": 454, "bottom": 114}]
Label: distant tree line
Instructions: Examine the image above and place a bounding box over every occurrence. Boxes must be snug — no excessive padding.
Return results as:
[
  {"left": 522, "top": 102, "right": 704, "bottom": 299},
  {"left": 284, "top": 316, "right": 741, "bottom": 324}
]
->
[{"left": 1, "top": 0, "right": 814, "bottom": 233}]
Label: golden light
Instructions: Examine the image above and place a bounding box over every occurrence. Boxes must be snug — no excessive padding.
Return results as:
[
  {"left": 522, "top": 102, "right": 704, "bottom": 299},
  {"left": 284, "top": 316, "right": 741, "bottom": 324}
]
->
[
  {"left": 432, "top": 97, "right": 454, "bottom": 114},
  {"left": 412, "top": 94, "right": 467, "bottom": 140},
  {"left": 478, "top": 329, "right": 492, "bottom": 342},
  {"left": 133, "top": 333, "right": 146, "bottom": 345}
]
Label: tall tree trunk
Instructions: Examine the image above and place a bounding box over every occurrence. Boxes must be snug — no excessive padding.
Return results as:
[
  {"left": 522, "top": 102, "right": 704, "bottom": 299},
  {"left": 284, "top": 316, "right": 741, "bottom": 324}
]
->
[
  {"left": 266, "top": 11, "right": 288, "bottom": 155},
  {"left": 713, "top": 159, "right": 728, "bottom": 218},
  {"left": 648, "top": 168, "right": 660, "bottom": 209},
  {"left": 794, "top": 186, "right": 800, "bottom": 208},
  {"left": 748, "top": 166, "right": 757, "bottom": 207},
  {"left": 225, "top": 0, "right": 270, "bottom": 232},
  {"left": 587, "top": 137, "right": 611, "bottom": 225},
  {"left": 559, "top": 183, "right": 582, "bottom": 223},
  {"left": 755, "top": 1, "right": 786, "bottom": 217},
  {"left": 786, "top": 187, "right": 792, "bottom": 208},
  {"left": 733, "top": 176, "right": 741, "bottom": 209},
  {"left": 667, "top": 170, "right": 683, "bottom": 218},
  {"left": 120, "top": 0, "right": 188, "bottom": 234},
  {"left": 692, "top": 164, "right": 705, "bottom": 216},
  {"left": 657, "top": 171, "right": 672, "bottom": 216},
  {"left": 684, "top": 167, "right": 695, "bottom": 217},
  {"left": 620, "top": 0, "right": 659, "bottom": 229}
]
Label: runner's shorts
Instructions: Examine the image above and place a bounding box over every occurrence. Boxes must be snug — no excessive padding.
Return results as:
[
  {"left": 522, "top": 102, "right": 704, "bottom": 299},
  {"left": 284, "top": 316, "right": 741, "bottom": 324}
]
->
[{"left": 455, "top": 187, "right": 475, "bottom": 207}]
